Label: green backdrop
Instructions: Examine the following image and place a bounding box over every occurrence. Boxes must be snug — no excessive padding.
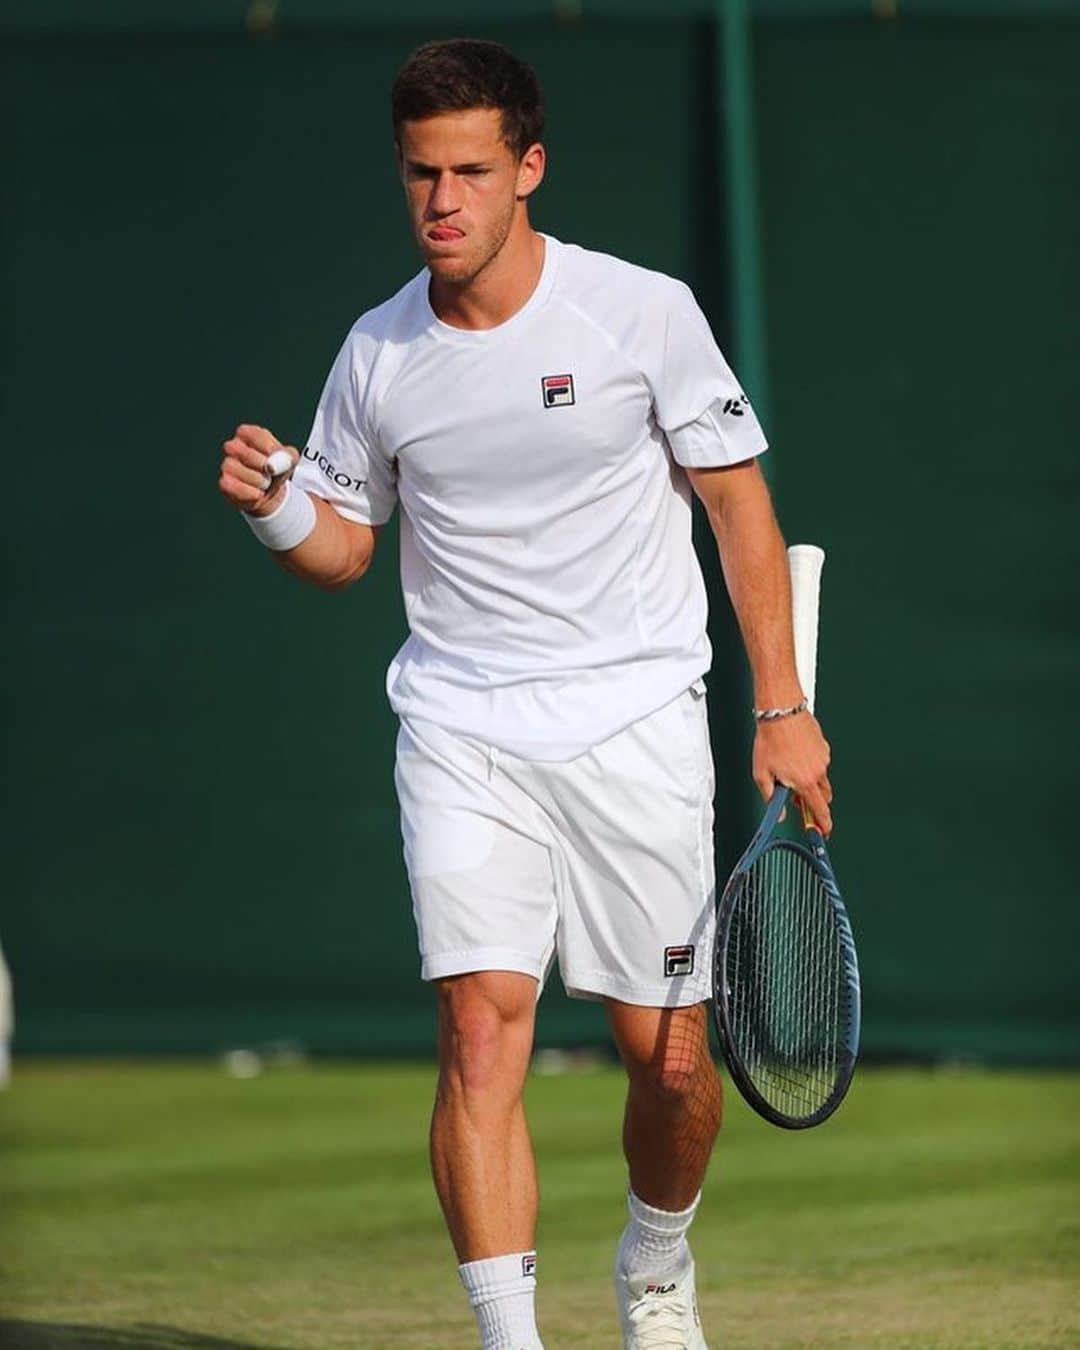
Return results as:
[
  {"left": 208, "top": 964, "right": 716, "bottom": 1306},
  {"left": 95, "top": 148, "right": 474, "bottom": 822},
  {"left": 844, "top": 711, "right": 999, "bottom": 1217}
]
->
[
  {"left": 3, "top": 6, "right": 1077, "bottom": 1062},
  {"left": 755, "top": 15, "right": 1080, "bottom": 1061}
]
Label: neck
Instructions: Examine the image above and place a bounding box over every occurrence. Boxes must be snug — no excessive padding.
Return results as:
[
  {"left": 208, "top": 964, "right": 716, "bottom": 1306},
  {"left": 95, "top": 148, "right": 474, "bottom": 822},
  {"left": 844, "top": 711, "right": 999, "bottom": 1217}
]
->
[{"left": 430, "top": 221, "right": 545, "bottom": 331}]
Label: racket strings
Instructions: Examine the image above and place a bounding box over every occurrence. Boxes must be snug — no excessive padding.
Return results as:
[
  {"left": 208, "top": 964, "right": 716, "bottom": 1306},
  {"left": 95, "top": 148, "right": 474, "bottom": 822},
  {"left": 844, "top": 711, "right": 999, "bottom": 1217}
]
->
[{"left": 725, "top": 843, "right": 853, "bottom": 1120}]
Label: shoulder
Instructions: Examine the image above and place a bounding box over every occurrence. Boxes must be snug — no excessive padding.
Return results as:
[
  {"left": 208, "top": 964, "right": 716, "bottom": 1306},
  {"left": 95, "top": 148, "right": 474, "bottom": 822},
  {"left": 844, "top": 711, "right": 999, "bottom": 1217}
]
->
[
  {"left": 338, "top": 270, "right": 429, "bottom": 365},
  {"left": 555, "top": 239, "right": 696, "bottom": 318},
  {"left": 551, "top": 240, "right": 701, "bottom": 371}
]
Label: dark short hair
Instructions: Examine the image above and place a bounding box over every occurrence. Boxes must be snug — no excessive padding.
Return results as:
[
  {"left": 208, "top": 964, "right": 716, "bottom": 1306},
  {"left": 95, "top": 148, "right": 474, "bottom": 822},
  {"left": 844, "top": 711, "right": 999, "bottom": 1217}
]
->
[{"left": 391, "top": 39, "right": 545, "bottom": 159}]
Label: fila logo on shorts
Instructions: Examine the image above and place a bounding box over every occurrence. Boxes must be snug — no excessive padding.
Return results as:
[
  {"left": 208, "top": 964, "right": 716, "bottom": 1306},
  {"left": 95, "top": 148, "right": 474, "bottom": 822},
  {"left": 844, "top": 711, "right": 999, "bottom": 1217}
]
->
[
  {"left": 541, "top": 373, "right": 575, "bottom": 408},
  {"left": 664, "top": 945, "right": 695, "bottom": 977},
  {"left": 521, "top": 1253, "right": 537, "bottom": 1278}
]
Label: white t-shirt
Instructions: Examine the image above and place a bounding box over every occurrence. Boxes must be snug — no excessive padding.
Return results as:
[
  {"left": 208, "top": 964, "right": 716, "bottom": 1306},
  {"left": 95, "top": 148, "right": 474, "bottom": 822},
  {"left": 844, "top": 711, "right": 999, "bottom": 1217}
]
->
[{"left": 294, "top": 235, "right": 767, "bottom": 760}]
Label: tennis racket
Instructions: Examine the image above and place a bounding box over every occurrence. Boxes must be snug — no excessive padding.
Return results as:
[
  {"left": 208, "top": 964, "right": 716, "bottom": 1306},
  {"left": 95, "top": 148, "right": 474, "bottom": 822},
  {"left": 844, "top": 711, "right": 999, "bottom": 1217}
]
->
[{"left": 711, "top": 544, "right": 861, "bottom": 1129}]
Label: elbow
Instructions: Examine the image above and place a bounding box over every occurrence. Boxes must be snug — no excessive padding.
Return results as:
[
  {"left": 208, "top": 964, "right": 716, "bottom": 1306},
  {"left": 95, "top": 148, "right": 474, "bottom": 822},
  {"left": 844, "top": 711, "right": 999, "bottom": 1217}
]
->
[
  {"left": 318, "top": 545, "right": 375, "bottom": 593},
  {"left": 319, "top": 574, "right": 361, "bottom": 594}
]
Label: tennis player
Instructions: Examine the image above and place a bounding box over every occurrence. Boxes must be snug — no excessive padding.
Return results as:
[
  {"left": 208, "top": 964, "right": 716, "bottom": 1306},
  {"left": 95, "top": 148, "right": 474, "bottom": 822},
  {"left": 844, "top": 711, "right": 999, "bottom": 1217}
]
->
[{"left": 219, "top": 38, "right": 831, "bottom": 1350}]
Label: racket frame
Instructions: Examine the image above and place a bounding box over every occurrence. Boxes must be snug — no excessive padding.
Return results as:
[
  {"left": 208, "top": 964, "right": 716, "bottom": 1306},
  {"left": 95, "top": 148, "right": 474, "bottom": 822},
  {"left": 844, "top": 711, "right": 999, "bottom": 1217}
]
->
[{"left": 712, "top": 784, "right": 861, "bottom": 1129}]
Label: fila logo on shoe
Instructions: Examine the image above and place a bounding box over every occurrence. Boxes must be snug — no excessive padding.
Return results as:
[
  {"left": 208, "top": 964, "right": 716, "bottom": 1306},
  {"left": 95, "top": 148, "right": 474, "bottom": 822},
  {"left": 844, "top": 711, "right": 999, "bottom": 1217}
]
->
[{"left": 644, "top": 1282, "right": 677, "bottom": 1295}]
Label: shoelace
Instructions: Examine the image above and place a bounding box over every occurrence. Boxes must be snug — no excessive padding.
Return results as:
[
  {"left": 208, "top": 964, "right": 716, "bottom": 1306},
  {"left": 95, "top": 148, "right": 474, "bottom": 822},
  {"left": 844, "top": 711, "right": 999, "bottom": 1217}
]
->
[{"left": 626, "top": 1290, "right": 695, "bottom": 1348}]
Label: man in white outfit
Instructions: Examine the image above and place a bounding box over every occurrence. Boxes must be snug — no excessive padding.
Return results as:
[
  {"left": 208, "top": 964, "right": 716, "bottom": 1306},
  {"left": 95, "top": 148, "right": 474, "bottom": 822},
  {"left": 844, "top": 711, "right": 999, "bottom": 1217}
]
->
[{"left": 218, "top": 38, "right": 832, "bottom": 1350}]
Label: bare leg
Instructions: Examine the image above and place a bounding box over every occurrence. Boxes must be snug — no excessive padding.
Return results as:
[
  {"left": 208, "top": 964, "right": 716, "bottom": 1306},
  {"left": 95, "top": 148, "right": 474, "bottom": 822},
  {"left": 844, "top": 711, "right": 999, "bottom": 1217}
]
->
[
  {"left": 605, "top": 999, "right": 722, "bottom": 1208},
  {"left": 430, "top": 970, "right": 539, "bottom": 1261}
]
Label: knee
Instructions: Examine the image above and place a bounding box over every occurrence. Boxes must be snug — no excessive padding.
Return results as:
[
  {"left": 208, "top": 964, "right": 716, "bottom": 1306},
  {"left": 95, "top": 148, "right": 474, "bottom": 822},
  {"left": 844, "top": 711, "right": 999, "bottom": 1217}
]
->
[
  {"left": 441, "top": 996, "right": 504, "bottom": 1097},
  {"left": 628, "top": 1050, "right": 722, "bottom": 1140},
  {"left": 632, "top": 1054, "right": 703, "bottom": 1108},
  {"left": 436, "top": 975, "right": 534, "bottom": 1102},
  {"left": 618, "top": 1008, "right": 717, "bottom": 1112}
]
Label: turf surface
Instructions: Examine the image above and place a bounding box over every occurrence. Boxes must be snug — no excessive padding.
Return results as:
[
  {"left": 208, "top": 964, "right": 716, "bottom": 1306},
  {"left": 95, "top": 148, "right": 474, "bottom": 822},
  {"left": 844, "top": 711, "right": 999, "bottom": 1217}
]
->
[{"left": 1, "top": 1063, "right": 1077, "bottom": 1348}]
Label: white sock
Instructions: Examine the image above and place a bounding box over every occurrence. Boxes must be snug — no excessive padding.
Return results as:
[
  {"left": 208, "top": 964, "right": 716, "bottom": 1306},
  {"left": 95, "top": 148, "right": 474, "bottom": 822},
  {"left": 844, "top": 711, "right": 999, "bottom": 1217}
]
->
[
  {"left": 459, "top": 1251, "right": 543, "bottom": 1349},
  {"left": 617, "top": 1189, "right": 701, "bottom": 1281}
]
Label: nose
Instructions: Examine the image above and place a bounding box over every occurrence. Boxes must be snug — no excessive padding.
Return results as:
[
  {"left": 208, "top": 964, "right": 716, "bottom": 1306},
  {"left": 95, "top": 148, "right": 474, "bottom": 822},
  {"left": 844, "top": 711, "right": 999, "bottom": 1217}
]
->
[{"left": 428, "top": 171, "right": 461, "bottom": 219}]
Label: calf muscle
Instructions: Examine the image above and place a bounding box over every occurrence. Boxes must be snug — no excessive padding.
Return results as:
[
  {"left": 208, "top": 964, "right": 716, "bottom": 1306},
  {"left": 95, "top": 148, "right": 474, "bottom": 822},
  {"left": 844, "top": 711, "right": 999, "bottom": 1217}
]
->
[{"left": 608, "top": 1000, "right": 722, "bottom": 1211}]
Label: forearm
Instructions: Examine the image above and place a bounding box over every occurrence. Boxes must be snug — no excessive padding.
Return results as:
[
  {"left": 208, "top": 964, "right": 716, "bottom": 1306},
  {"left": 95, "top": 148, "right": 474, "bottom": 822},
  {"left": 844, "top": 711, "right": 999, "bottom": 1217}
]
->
[
  {"left": 690, "top": 461, "right": 833, "bottom": 828},
  {"left": 697, "top": 465, "right": 802, "bottom": 709},
  {"left": 257, "top": 488, "right": 377, "bottom": 592}
]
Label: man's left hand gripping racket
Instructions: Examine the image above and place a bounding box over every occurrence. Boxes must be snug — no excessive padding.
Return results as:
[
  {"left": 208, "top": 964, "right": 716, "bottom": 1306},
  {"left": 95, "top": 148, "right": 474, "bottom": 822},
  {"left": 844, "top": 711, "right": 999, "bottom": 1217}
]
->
[{"left": 711, "top": 545, "right": 861, "bottom": 1129}]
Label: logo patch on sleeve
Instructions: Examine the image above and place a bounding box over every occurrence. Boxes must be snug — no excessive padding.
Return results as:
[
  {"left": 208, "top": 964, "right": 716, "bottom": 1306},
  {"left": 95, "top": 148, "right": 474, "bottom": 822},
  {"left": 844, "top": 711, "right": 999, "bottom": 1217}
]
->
[
  {"left": 664, "top": 945, "right": 695, "bottom": 977},
  {"left": 541, "top": 373, "right": 575, "bottom": 408},
  {"left": 522, "top": 1253, "right": 537, "bottom": 1278}
]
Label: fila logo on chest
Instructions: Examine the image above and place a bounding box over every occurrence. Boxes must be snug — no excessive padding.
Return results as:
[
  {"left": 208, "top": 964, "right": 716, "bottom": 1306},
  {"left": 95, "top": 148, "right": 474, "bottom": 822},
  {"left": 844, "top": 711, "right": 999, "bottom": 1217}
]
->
[{"left": 541, "top": 373, "right": 575, "bottom": 408}]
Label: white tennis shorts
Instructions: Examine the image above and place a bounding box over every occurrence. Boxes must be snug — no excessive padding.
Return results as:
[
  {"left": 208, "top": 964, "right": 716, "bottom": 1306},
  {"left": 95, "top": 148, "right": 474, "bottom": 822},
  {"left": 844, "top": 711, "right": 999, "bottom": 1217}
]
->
[{"left": 394, "top": 681, "right": 716, "bottom": 1007}]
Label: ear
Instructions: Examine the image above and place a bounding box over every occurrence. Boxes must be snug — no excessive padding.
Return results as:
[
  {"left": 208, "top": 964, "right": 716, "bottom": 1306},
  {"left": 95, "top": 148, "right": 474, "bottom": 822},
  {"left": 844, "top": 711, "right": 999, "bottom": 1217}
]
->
[{"left": 515, "top": 142, "right": 546, "bottom": 201}]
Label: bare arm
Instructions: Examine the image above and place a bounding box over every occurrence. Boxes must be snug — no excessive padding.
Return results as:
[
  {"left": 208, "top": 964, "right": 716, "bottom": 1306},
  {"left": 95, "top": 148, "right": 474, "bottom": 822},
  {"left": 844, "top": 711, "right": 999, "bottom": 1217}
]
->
[
  {"left": 219, "top": 424, "right": 377, "bottom": 591},
  {"left": 687, "top": 458, "right": 833, "bottom": 834}
]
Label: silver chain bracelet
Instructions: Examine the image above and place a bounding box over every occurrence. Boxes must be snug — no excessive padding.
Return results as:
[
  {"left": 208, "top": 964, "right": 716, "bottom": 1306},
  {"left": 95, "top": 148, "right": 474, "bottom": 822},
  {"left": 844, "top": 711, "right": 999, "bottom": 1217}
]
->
[{"left": 753, "top": 698, "right": 808, "bottom": 723}]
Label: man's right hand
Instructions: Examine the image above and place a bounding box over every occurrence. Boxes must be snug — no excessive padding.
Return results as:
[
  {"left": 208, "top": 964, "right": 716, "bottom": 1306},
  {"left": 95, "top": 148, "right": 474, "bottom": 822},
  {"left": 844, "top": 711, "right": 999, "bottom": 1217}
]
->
[{"left": 218, "top": 424, "right": 300, "bottom": 516}]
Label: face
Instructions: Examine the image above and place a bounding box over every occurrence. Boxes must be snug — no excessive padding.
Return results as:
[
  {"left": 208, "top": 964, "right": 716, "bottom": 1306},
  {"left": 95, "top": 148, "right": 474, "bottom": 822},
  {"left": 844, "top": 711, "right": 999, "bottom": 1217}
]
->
[{"left": 398, "top": 108, "right": 544, "bottom": 287}]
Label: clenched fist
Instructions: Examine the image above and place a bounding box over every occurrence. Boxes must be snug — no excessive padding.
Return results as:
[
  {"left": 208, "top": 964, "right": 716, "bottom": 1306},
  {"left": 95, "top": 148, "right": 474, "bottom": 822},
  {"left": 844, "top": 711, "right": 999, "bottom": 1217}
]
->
[{"left": 218, "top": 424, "right": 300, "bottom": 517}]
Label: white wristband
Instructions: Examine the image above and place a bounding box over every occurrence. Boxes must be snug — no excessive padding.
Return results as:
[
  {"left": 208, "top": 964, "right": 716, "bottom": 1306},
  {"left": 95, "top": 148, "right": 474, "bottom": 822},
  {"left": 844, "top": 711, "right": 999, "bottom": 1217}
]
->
[{"left": 243, "top": 481, "right": 317, "bottom": 552}]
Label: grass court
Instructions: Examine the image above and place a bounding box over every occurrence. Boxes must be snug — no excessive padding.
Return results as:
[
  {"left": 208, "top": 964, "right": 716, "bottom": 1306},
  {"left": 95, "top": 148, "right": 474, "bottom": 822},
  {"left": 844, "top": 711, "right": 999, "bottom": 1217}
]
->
[{"left": 2, "top": 1062, "right": 1077, "bottom": 1348}]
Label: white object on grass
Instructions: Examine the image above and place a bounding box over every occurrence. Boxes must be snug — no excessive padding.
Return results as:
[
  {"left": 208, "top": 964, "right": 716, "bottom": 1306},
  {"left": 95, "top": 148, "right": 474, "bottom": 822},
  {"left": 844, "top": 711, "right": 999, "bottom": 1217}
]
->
[{"left": 223, "top": 1049, "right": 263, "bottom": 1078}]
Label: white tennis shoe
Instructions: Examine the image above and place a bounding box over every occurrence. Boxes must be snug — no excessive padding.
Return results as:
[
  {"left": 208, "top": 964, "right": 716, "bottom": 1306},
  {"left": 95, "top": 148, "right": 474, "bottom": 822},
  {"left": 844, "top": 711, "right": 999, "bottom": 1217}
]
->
[{"left": 615, "top": 1248, "right": 709, "bottom": 1349}]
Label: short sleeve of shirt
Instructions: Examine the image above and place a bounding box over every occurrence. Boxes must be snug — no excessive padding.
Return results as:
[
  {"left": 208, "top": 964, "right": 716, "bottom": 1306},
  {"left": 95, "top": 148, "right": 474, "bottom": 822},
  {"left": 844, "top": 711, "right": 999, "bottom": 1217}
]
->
[
  {"left": 647, "top": 279, "right": 768, "bottom": 468},
  {"left": 293, "top": 330, "right": 397, "bottom": 526}
]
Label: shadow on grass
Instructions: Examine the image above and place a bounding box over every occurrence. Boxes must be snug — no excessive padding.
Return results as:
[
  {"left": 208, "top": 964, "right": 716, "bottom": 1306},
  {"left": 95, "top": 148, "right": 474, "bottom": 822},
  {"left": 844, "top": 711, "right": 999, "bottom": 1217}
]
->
[{"left": 0, "top": 1324, "right": 293, "bottom": 1350}]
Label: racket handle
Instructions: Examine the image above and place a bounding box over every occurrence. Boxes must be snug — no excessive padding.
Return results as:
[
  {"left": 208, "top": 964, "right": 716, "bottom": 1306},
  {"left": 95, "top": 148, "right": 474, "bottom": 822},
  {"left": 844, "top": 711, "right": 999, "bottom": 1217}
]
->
[
  {"left": 265, "top": 449, "right": 293, "bottom": 478},
  {"left": 788, "top": 544, "right": 825, "bottom": 715}
]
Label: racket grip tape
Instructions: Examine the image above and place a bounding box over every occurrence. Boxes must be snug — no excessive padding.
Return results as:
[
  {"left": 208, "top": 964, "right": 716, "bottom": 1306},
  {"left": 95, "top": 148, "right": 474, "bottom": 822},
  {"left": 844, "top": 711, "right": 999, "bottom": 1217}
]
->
[{"left": 788, "top": 544, "right": 825, "bottom": 715}]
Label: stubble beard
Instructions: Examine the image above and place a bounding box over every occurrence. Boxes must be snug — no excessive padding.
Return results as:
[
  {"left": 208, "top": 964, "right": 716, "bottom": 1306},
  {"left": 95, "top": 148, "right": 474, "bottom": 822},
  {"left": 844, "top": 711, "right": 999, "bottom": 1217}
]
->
[{"left": 426, "top": 196, "right": 517, "bottom": 290}]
